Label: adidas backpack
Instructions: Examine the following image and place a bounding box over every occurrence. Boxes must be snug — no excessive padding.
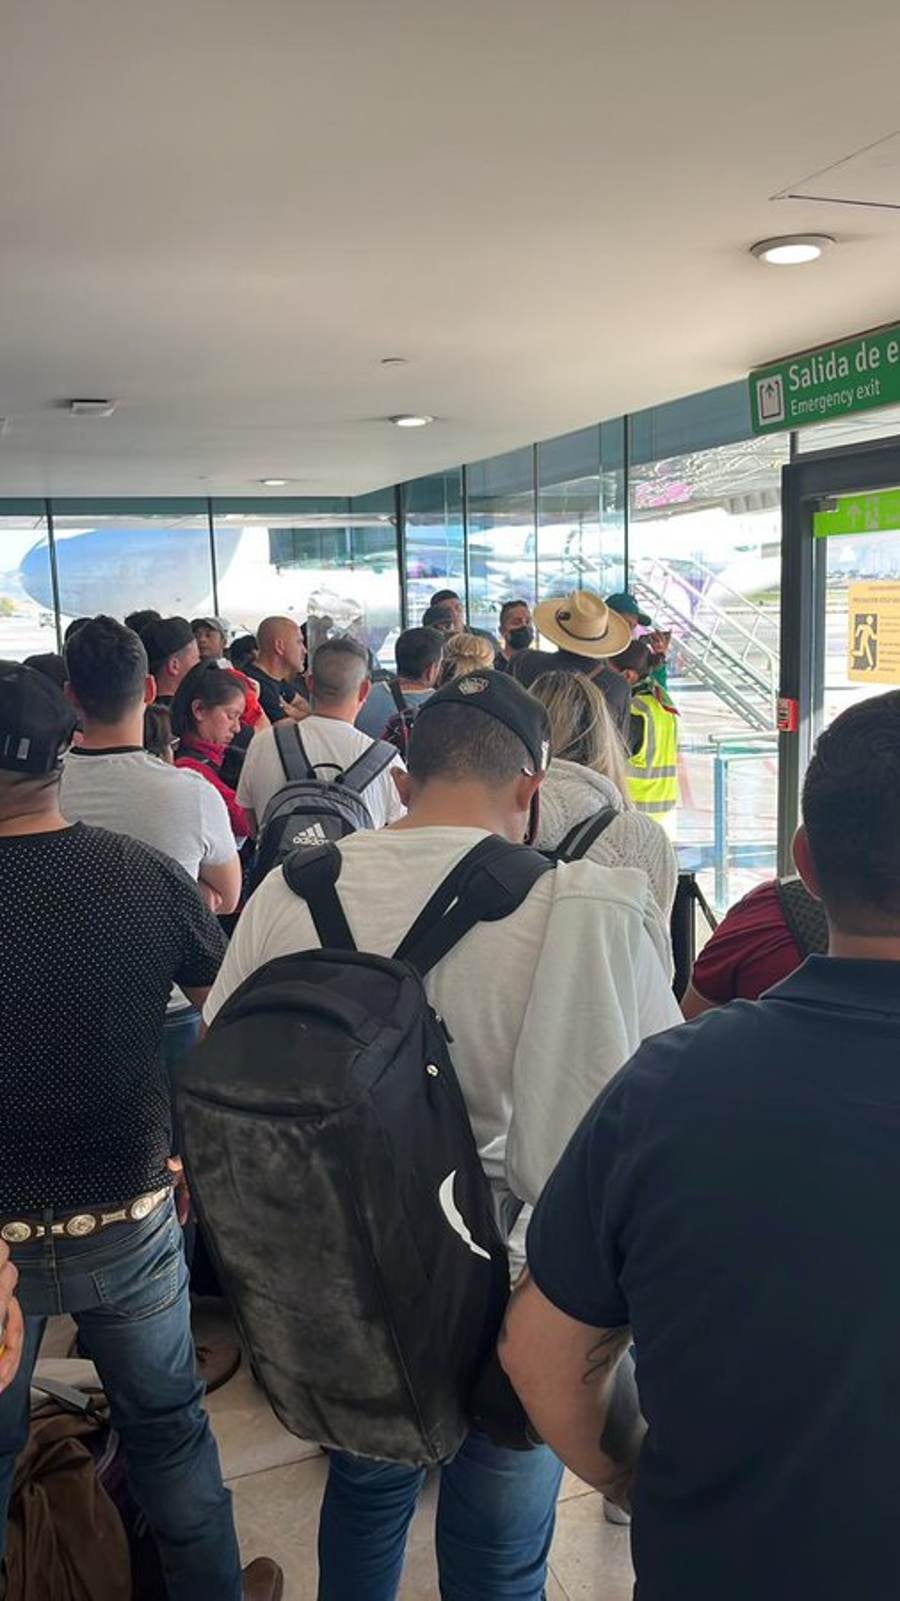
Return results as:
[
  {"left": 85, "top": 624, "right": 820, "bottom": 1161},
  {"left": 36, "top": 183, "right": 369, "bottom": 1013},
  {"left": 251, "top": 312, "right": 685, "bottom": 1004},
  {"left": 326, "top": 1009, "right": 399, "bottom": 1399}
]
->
[
  {"left": 175, "top": 835, "right": 554, "bottom": 1467},
  {"left": 249, "top": 722, "right": 396, "bottom": 891}
]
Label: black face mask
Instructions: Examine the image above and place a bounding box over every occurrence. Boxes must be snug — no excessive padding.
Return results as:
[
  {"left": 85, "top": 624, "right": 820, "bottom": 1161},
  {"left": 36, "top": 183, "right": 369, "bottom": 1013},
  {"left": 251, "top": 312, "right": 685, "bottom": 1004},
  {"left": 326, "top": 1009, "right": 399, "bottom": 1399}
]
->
[{"left": 508, "top": 624, "right": 534, "bottom": 652}]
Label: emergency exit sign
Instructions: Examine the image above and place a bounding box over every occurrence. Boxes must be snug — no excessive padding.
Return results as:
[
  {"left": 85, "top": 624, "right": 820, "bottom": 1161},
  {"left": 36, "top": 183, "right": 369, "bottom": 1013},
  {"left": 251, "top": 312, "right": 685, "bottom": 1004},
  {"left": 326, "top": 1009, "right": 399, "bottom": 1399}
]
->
[{"left": 749, "top": 323, "right": 900, "bottom": 434}]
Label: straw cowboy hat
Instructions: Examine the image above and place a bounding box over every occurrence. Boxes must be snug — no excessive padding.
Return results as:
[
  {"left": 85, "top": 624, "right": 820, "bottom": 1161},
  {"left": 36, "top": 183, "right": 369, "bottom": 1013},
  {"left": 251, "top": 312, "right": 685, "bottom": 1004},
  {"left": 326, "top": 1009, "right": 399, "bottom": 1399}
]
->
[{"left": 533, "top": 590, "right": 632, "bottom": 659}]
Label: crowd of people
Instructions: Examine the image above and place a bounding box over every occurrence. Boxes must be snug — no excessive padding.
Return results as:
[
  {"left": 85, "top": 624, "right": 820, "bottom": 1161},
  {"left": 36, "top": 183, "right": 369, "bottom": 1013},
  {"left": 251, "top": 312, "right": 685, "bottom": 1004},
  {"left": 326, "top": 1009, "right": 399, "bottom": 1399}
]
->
[{"left": 1, "top": 585, "right": 896, "bottom": 1601}]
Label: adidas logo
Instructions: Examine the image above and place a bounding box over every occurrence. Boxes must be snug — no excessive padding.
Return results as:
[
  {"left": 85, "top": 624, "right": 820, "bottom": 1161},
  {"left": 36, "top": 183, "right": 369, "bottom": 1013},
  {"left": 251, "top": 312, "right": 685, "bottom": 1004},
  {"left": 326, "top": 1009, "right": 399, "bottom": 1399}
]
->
[{"left": 290, "top": 822, "right": 329, "bottom": 847}]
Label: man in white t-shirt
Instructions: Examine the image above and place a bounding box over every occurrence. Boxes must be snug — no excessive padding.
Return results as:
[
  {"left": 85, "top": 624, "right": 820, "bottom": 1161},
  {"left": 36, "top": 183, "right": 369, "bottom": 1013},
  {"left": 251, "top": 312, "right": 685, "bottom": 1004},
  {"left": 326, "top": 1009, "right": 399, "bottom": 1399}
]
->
[
  {"left": 61, "top": 617, "right": 240, "bottom": 914},
  {"left": 237, "top": 634, "right": 406, "bottom": 834},
  {"left": 60, "top": 615, "right": 244, "bottom": 1395},
  {"left": 205, "top": 668, "right": 679, "bottom": 1601}
]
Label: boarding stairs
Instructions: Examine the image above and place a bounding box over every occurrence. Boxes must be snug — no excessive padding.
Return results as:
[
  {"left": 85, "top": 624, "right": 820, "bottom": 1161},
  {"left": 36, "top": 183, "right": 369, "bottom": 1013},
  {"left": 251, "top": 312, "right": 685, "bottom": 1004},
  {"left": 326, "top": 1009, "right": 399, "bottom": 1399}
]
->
[{"left": 631, "top": 557, "right": 779, "bottom": 733}]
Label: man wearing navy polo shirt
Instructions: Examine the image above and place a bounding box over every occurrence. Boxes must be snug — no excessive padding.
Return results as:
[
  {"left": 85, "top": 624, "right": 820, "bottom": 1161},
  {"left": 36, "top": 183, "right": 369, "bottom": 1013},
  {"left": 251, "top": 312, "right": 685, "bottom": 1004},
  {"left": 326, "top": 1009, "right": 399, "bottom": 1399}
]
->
[{"left": 501, "top": 689, "right": 900, "bottom": 1601}]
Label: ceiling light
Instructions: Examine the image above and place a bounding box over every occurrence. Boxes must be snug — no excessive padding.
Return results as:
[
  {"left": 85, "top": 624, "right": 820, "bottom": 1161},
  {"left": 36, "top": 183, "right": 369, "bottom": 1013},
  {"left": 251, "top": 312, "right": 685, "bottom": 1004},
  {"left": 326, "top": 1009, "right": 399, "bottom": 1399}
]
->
[
  {"left": 260, "top": 478, "right": 288, "bottom": 487},
  {"left": 750, "top": 234, "right": 834, "bottom": 265},
  {"left": 389, "top": 414, "right": 434, "bottom": 428},
  {"left": 68, "top": 398, "right": 117, "bottom": 417}
]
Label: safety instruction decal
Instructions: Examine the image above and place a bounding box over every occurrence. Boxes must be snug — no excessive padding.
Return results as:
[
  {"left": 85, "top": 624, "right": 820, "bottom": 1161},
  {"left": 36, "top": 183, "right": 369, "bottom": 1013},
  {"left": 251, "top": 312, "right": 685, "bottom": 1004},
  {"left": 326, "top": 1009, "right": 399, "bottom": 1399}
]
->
[{"left": 847, "top": 581, "right": 900, "bottom": 684}]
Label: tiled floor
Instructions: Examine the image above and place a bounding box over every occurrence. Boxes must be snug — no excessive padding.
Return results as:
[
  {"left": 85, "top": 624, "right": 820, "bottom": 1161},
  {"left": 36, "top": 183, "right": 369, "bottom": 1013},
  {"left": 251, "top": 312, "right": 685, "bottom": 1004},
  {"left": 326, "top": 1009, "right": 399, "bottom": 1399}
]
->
[{"left": 37, "top": 1304, "right": 635, "bottom": 1599}]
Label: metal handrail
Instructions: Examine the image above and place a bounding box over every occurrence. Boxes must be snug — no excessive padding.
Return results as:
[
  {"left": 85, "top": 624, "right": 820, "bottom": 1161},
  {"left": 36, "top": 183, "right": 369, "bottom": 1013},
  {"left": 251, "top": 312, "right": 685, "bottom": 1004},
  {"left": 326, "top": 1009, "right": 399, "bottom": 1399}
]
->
[{"left": 632, "top": 555, "right": 779, "bottom": 733}]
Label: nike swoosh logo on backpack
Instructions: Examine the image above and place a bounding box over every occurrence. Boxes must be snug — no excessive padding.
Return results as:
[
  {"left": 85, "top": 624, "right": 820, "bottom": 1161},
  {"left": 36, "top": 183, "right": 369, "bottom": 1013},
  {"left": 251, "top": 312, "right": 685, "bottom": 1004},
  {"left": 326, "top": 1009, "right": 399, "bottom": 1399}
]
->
[{"left": 438, "top": 1171, "right": 491, "bottom": 1261}]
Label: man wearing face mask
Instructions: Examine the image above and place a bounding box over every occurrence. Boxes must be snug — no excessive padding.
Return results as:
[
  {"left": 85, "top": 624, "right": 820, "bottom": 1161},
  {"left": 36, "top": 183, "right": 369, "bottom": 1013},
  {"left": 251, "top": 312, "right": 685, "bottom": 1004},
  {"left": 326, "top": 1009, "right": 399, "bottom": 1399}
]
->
[{"left": 495, "top": 599, "right": 535, "bottom": 671}]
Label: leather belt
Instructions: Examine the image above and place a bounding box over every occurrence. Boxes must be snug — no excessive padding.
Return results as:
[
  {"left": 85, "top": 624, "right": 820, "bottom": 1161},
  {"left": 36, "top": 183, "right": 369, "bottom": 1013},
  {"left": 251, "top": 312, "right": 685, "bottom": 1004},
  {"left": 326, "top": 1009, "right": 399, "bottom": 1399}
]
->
[{"left": 0, "top": 1187, "right": 171, "bottom": 1245}]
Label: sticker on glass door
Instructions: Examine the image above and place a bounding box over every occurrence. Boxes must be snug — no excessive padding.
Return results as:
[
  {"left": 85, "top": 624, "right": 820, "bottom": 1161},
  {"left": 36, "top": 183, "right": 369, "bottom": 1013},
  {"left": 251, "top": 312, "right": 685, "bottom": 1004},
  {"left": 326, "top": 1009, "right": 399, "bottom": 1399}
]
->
[{"left": 847, "top": 582, "right": 900, "bottom": 683}]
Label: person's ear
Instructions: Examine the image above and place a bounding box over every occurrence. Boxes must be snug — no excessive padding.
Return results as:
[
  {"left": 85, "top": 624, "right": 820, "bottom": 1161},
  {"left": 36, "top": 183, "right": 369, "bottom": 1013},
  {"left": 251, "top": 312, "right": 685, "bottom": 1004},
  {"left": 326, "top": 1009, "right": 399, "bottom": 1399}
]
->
[
  {"left": 144, "top": 675, "right": 157, "bottom": 707},
  {"left": 792, "top": 825, "right": 822, "bottom": 900},
  {"left": 512, "top": 769, "right": 545, "bottom": 844},
  {"left": 358, "top": 677, "right": 371, "bottom": 707},
  {"left": 393, "top": 767, "right": 411, "bottom": 809},
  {"left": 191, "top": 698, "right": 205, "bottom": 725}
]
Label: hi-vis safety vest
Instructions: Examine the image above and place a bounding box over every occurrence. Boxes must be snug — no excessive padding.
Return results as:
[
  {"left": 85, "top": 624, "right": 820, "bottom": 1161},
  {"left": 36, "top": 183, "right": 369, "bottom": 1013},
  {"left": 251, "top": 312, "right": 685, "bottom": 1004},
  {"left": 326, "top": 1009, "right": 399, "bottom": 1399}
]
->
[{"left": 627, "top": 691, "right": 678, "bottom": 815}]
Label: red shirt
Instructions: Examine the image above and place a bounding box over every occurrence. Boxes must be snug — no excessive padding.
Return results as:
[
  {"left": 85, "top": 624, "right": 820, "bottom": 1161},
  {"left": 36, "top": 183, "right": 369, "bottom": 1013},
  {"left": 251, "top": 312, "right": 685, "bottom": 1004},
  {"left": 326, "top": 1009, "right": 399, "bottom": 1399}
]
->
[
  {"left": 691, "top": 880, "right": 804, "bottom": 1004},
  {"left": 176, "top": 737, "right": 252, "bottom": 844}
]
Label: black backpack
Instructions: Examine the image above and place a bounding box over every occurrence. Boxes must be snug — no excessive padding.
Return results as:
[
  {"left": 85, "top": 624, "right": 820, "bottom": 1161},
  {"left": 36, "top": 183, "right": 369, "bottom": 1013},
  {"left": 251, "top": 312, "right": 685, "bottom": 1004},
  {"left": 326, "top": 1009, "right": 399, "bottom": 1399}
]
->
[
  {"left": 547, "top": 805, "right": 618, "bottom": 862},
  {"left": 175, "top": 835, "right": 554, "bottom": 1467},
  {"left": 381, "top": 678, "right": 419, "bottom": 758},
  {"left": 250, "top": 722, "right": 396, "bottom": 891},
  {"left": 774, "top": 876, "right": 829, "bottom": 958}
]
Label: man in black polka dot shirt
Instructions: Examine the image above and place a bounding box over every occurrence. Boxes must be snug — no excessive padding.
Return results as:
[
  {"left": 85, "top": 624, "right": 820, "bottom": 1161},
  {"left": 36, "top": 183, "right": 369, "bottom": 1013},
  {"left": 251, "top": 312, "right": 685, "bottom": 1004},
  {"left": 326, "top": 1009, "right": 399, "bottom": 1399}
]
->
[{"left": 0, "top": 662, "right": 282, "bottom": 1601}]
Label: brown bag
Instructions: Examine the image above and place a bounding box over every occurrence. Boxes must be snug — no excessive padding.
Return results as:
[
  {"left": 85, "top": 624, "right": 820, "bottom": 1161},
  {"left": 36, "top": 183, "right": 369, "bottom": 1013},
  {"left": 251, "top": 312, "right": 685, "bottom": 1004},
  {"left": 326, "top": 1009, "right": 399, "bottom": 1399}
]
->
[{"left": 5, "top": 1403, "right": 130, "bottom": 1601}]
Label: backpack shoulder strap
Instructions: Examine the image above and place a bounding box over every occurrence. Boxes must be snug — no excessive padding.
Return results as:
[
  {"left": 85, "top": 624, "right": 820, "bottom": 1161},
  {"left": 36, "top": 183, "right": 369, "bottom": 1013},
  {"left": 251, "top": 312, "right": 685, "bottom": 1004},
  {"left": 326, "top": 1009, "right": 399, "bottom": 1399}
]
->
[
  {"left": 554, "top": 805, "right": 619, "bottom": 862},
  {"left": 340, "top": 738, "right": 397, "bottom": 795},
  {"left": 389, "top": 678, "right": 408, "bottom": 717},
  {"left": 773, "top": 877, "right": 829, "bottom": 958},
  {"left": 274, "top": 722, "right": 314, "bottom": 784},
  {"left": 282, "top": 843, "right": 356, "bottom": 950},
  {"left": 394, "top": 836, "right": 555, "bottom": 979}
]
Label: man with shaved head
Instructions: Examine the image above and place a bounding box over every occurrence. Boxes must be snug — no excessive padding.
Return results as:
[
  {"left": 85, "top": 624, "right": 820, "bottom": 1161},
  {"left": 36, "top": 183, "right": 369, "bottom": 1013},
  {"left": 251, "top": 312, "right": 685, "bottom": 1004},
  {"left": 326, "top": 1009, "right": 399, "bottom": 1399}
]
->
[
  {"left": 237, "top": 636, "right": 406, "bottom": 836},
  {"left": 245, "top": 615, "right": 308, "bottom": 724}
]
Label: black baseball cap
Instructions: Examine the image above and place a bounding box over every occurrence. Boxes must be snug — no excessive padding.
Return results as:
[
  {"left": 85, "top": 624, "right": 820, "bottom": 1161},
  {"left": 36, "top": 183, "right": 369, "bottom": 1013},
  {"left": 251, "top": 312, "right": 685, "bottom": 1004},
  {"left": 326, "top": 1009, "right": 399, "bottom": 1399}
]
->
[
  {"left": 416, "top": 669, "right": 551, "bottom": 773},
  {"left": 0, "top": 661, "right": 77, "bottom": 774},
  {"left": 140, "top": 616, "right": 195, "bottom": 666}
]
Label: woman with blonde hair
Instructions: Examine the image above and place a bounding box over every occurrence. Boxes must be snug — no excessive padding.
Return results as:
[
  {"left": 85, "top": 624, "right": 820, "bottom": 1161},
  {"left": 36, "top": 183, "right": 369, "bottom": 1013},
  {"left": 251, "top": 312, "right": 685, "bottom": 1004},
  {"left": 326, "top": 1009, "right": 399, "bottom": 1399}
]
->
[
  {"left": 529, "top": 669, "right": 678, "bottom": 973},
  {"left": 442, "top": 631, "right": 495, "bottom": 679}
]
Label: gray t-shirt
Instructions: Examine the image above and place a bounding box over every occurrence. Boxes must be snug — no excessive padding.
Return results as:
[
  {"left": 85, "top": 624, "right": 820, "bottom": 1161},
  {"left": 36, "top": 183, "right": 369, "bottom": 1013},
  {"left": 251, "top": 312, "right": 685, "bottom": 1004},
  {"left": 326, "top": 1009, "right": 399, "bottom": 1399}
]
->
[{"left": 61, "top": 748, "right": 236, "bottom": 878}]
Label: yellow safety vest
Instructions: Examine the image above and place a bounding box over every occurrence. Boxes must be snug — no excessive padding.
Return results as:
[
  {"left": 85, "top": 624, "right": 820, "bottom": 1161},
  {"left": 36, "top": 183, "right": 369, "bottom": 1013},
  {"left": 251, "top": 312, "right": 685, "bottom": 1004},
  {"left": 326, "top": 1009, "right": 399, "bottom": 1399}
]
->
[{"left": 627, "top": 692, "right": 678, "bottom": 815}]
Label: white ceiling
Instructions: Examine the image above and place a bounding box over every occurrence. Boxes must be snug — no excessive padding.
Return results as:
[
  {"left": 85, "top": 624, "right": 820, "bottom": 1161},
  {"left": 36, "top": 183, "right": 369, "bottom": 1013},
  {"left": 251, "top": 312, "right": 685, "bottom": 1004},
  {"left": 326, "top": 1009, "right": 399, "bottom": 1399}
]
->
[{"left": 1, "top": 0, "right": 900, "bottom": 498}]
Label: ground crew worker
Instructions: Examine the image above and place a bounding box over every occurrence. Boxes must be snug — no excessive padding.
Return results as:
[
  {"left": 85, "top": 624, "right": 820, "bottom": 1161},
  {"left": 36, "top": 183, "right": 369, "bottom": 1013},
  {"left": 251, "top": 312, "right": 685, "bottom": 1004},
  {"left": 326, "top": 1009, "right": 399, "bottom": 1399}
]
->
[{"left": 610, "top": 639, "right": 679, "bottom": 835}]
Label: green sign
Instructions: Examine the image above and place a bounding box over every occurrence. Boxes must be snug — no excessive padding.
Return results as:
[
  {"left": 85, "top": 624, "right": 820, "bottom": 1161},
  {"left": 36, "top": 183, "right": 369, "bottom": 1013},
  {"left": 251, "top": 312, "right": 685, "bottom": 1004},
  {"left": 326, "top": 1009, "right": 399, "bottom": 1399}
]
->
[
  {"left": 749, "top": 323, "right": 900, "bottom": 434},
  {"left": 813, "top": 486, "right": 900, "bottom": 538}
]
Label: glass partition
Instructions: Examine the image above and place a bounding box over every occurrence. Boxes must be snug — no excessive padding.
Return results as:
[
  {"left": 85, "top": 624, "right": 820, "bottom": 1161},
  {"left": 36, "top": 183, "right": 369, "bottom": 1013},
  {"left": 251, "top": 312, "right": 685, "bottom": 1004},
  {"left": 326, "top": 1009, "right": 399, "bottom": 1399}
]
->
[
  {"left": 49, "top": 501, "right": 212, "bottom": 635},
  {"left": 628, "top": 432, "right": 790, "bottom": 908},
  {"left": 212, "top": 497, "right": 401, "bottom": 668},
  {"left": 466, "top": 448, "right": 536, "bottom": 638},
  {"left": 403, "top": 470, "right": 465, "bottom": 624},
  {"left": 0, "top": 508, "right": 55, "bottom": 660},
  {"left": 537, "top": 421, "right": 626, "bottom": 604}
]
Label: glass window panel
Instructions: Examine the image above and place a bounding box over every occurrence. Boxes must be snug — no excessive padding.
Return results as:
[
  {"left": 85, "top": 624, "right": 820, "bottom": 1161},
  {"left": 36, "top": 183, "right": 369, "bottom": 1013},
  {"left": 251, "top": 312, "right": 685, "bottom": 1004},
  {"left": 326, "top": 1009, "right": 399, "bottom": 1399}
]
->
[
  {"left": 628, "top": 432, "right": 790, "bottom": 910},
  {"left": 466, "top": 447, "right": 535, "bottom": 638},
  {"left": 50, "top": 503, "right": 212, "bottom": 633},
  {"left": 0, "top": 509, "right": 55, "bottom": 660},
  {"left": 403, "top": 470, "right": 465, "bottom": 624},
  {"left": 537, "top": 421, "right": 625, "bottom": 606},
  {"left": 629, "top": 381, "right": 751, "bottom": 466},
  {"left": 212, "top": 498, "right": 400, "bottom": 668}
]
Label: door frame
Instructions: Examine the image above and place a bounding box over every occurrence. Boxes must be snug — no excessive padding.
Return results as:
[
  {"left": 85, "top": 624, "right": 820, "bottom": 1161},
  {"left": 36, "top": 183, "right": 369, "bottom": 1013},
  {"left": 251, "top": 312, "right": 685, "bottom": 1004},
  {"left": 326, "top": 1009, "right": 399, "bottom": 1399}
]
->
[{"left": 777, "top": 433, "right": 900, "bottom": 873}]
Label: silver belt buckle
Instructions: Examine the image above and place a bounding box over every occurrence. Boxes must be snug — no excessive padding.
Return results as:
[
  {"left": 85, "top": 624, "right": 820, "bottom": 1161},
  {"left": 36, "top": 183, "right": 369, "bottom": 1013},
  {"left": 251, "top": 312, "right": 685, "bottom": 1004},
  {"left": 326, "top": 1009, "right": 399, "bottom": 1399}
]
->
[
  {"left": 66, "top": 1214, "right": 98, "bottom": 1237},
  {"left": 1, "top": 1221, "right": 32, "bottom": 1245}
]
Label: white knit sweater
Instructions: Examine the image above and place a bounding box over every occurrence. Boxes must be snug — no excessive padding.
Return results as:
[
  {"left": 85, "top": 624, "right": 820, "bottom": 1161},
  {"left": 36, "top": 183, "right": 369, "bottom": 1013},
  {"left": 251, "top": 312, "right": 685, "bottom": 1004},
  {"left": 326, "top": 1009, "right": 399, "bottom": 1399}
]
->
[{"left": 537, "top": 759, "right": 678, "bottom": 974}]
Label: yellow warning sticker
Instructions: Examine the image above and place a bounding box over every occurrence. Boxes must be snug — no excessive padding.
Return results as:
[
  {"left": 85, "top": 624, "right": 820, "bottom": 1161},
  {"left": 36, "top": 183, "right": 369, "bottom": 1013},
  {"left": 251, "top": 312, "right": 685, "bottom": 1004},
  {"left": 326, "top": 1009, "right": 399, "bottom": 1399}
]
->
[{"left": 847, "top": 581, "right": 900, "bottom": 684}]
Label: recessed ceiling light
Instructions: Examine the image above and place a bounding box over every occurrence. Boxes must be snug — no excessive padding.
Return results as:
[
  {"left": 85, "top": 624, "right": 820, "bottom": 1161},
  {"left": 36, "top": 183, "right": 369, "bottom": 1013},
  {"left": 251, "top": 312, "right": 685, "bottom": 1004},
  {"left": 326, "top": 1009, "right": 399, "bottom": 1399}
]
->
[
  {"left": 260, "top": 478, "right": 288, "bottom": 487},
  {"left": 389, "top": 414, "right": 434, "bottom": 428},
  {"left": 68, "top": 398, "right": 117, "bottom": 417},
  {"left": 750, "top": 234, "right": 834, "bottom": 266}
]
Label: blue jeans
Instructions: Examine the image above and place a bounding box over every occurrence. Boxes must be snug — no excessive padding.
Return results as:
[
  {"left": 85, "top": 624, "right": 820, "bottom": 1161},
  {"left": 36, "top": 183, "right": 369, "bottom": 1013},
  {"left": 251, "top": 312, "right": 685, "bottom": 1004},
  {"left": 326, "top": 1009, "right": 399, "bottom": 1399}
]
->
[
  {"left": 318, "top": 1431, "right": 564, "bottom": 1600},
  {"left": 162, "top": 1005, "right": 202, "bottom": 1083},
  {"left": 0, "top": 1199, "right": 241, "bottom": 1601}
]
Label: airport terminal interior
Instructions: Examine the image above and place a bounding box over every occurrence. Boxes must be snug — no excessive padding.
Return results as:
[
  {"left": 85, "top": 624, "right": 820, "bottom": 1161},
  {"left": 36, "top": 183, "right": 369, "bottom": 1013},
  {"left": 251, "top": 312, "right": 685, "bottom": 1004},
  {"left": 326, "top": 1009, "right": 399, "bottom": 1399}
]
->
[{"left": 3, "top": 1, "right": 900, "bottom": 1598}]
